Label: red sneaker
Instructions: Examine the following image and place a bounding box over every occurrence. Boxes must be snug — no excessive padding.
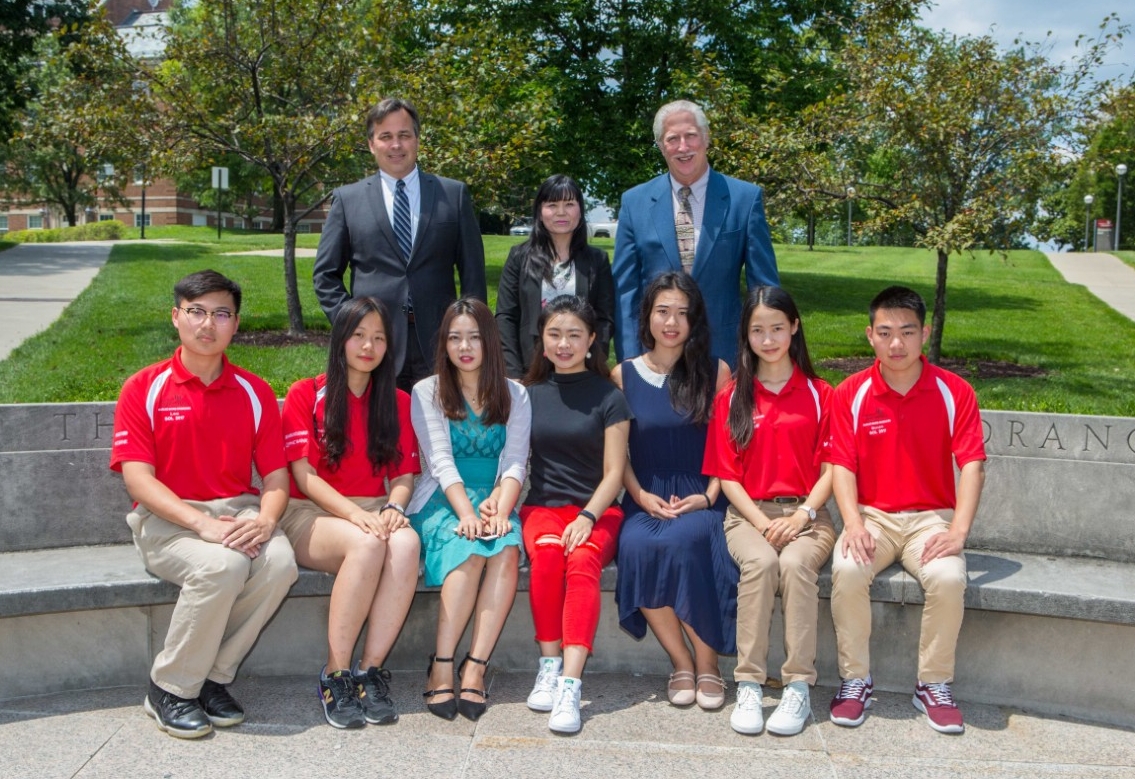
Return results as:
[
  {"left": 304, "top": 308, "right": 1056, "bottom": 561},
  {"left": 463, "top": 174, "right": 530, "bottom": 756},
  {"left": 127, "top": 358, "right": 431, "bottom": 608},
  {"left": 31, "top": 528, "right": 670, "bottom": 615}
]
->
[
  {"left": 829, "top": 676, "right": 873, "bottom": 727},
  {"left": 913, "top": 681, "right": 965, "bottom": 734}
]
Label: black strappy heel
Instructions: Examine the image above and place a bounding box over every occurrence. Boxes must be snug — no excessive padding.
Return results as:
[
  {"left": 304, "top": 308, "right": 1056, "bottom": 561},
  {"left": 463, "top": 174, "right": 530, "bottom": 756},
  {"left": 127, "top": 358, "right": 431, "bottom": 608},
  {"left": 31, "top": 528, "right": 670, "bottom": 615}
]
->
[
  {"left": 457, "top": 654, "right": 490, "bottom": 721},
  {"left": 424, "top": 654, "right": 457, "bottom": 720}
]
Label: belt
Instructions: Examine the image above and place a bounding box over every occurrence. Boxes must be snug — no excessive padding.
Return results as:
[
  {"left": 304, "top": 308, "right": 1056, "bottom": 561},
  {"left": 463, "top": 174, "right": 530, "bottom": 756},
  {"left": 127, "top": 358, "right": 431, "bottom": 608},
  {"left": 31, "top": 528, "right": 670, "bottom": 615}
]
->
[{"left": 769, "top": 495, "right": 807, "bottom": 505}]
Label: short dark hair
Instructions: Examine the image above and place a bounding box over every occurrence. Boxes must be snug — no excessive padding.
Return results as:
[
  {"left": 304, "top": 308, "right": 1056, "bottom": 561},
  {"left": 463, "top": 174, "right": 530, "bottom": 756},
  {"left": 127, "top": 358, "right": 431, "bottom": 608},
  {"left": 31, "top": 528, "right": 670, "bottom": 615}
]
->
[
  {"left": 173, "top": 270, "right": 242, "bottom": 313},
  {"left": 869, "top": 285, "right": 926, "bottom": 326},
  {"left": 366, "top": 98, "right": 421, "bottom": 139}
]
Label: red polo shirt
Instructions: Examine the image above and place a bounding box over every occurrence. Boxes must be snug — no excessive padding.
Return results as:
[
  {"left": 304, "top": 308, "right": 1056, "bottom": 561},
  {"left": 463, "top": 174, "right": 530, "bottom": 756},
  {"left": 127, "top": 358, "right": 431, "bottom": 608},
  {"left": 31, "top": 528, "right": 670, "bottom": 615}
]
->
[
  {"left": 281, "top": 374, "right": 419, "bottom": 499},
  {"left": 703, "top": 368, "right": 833, "bottom": 499},
  {"left": 110, "top": 348, "right": 286, "bottom": 501},
  {"left": 828, "top": 356, "right": 986, "bottom": 512}
]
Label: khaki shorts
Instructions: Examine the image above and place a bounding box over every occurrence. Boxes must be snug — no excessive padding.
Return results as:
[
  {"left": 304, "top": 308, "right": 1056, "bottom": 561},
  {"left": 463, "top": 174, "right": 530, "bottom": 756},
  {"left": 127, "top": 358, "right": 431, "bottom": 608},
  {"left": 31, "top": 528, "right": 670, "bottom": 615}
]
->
[{"left": 278, "top": 496, "right": 387, "bottom": 544}]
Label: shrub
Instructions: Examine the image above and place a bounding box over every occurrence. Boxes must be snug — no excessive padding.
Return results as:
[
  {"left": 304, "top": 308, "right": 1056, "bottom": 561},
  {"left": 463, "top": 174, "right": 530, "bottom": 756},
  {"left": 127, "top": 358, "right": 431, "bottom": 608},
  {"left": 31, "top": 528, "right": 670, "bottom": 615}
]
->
[{"left": 6, "top": 220, "right": 127, "bottom": 243}]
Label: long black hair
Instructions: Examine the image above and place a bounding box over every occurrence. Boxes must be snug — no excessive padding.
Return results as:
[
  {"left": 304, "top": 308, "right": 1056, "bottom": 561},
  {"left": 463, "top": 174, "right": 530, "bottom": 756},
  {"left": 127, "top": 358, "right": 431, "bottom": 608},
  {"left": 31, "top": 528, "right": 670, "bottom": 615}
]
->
[
  {"left": 322, "top": 296, "right": 401, "bottom": 472},
  {"left": 522, "top": 295, "right": 610, "bottom": 385},
  {"left": 728, "top": 286, "right": 817, "bottom": 447},
  {"left": 637, "top": 272, "right": 715, "bottom": 425},
  {"left": 519, "top": 174, "right": 589, "bottom": 283},
  {"left": 433, "top": 298, "right": 512, "bottom": 427}
]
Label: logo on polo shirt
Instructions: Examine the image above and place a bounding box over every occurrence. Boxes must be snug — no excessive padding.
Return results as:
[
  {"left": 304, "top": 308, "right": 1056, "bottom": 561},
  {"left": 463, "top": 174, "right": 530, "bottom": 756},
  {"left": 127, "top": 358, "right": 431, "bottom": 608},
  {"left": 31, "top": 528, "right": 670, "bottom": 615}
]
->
[{"left": 862, "top": 405, "right": 892, "bottom": 436}]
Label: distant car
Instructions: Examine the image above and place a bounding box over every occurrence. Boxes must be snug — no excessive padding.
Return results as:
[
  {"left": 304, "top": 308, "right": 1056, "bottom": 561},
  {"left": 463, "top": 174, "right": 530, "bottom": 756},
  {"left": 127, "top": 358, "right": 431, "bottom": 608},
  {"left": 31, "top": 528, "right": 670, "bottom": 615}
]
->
[
  {"left": 509, "top": 219, "right": 533, "bottom": 236},
  {"left": 589, "top": 221, "right": 617, "bottom": 239}
]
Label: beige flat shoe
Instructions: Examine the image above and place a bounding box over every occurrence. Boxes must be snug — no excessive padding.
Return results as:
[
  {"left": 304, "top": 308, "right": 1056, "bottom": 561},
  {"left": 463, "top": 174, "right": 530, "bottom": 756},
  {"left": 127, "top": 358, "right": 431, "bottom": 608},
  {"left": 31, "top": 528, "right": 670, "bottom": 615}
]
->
[
  {"left": 696, "top": 674, "right": 726, "bottom": 710},
  {"left": 667, "top": 670, "right": 696, "bottom": 706}
]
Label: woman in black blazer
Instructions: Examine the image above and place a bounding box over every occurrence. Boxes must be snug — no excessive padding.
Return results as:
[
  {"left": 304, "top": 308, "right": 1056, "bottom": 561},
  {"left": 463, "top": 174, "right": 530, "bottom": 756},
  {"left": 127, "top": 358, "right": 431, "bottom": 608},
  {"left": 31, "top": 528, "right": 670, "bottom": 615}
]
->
[{"left": 496, "top": 174, "right": 616, "bottom": 379}]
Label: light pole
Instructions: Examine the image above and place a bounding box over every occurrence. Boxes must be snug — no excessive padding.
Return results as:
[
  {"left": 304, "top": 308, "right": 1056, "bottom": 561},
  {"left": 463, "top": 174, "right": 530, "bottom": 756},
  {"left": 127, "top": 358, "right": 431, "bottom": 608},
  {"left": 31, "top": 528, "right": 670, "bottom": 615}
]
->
[
  {"left": 1117, "top": 164, "right": 1128, "bottom": 250},
  {"left": 1084, "top": 195, "right": 1094, "bottom": 251},
  {"left": 846, "top": 186, "right": 856, "bottom": 247}
]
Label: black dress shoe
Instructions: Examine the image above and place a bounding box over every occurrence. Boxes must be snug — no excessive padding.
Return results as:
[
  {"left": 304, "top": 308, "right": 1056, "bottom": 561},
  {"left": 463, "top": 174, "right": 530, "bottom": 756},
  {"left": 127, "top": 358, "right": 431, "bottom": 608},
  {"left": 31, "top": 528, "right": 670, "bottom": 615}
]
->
[
  {"left": 457, "top": 654, "right": 490, "bottom": 721},
  {"left": 145, "top": 680, "right": 212, "bottom": 739},
  {"left": 198, "top": 679, "right": 246, "bottom": 727},
  {"left": 424, "top": 654, "right": 458, "bottom": 720}
]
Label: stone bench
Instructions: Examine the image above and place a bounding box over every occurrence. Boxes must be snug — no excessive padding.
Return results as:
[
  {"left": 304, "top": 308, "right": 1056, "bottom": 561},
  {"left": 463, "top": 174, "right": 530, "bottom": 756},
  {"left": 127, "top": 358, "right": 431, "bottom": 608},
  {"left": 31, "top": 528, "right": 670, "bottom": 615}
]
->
[{"left": 1, "top": 403, "right": 1133, "bottom": 727}]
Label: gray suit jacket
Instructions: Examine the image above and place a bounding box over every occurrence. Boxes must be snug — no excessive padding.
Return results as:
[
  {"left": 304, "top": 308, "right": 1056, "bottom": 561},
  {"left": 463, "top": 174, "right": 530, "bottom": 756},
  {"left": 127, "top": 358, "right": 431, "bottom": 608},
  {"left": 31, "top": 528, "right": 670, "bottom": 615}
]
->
[{"left": 313, "top": 170, "right": 487, "bottom": 374}]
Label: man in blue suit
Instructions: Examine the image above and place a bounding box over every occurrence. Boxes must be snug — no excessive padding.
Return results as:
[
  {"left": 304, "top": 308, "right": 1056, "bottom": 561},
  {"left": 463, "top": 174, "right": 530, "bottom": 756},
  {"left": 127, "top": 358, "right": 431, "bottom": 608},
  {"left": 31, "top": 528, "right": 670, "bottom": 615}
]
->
[{"left": 613, "top": 100, "right": 778, "bottom": 368}]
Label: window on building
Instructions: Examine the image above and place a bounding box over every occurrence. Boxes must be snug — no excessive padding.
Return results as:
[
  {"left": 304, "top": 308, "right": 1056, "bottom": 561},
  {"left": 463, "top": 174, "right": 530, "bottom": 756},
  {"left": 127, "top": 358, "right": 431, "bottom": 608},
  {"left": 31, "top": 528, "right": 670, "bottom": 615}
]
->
[
  {"left": 297, "top": 223, "right": 311, "bottom": 234},
  {"left": 134, "top": 213, "right": 152, "bottom": 227},
  {"left": 0, "top": 215, "right": 8, "bottom": 233},
  {"left": 28, "top": 215, "right": 43, "bottom": 229},
  {"left": 133, "top": 166, "right": 144, "bottom": 185},
  {"left": 99, "top": 214, "right": 114, "bottom": 222},
  {"left": 192, "top": 214, "right": 207, "bottom": 227}
]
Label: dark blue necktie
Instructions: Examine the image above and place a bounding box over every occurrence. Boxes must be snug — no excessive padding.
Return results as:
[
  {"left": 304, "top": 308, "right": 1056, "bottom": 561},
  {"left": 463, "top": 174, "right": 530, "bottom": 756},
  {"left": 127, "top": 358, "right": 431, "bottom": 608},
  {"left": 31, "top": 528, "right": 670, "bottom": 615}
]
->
[{"left": 393, "top": 179, "right": 412, "bottom": 261}]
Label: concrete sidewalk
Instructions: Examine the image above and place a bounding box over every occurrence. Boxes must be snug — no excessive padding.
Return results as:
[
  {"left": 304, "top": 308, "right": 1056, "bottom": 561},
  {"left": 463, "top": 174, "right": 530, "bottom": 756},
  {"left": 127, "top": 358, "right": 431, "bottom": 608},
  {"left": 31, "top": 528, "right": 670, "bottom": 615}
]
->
[
  {"left": 1044, "top": 251, "right": 1135, "bottom": 322},
  {"left": 0, "top": 242, "right": 113, "bottom": 361},
  {"left": 2, "top": 673, "right": 1132, "bottom": 779}
]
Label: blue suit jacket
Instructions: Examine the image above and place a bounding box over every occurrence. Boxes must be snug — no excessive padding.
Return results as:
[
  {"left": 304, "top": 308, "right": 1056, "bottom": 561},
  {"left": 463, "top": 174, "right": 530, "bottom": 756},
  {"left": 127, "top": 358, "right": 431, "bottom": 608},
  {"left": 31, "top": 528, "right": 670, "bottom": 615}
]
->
[{"left": 612, "top": 170, "right": 778, "bottom": 368}]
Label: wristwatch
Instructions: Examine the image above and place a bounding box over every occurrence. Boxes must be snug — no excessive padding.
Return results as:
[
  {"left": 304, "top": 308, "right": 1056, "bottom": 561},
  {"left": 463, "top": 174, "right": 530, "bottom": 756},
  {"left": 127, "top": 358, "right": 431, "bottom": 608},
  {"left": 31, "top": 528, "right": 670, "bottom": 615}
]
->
[{"left": 798, "top": 504, "right": 817, "bottom": 521}]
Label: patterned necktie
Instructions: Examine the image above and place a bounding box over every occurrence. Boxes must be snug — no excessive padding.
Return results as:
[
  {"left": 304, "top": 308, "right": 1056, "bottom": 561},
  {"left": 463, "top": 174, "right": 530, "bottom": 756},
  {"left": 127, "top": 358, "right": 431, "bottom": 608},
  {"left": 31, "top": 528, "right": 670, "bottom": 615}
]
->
[
  {"left": 393, "top": 179, "right": 413, "bottom": 261},
  {"left": 675, "top": 186, "right": 695, "bottom": 273}
]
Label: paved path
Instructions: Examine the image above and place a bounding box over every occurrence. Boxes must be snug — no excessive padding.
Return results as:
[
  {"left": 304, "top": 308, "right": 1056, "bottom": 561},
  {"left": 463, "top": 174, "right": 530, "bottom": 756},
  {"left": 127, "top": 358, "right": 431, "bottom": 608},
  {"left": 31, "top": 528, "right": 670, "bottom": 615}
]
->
[
  {"left": 1, "top": 674, "right": 1132, "bottom": 779},
  {"left": 1044, "top": 251, "right": 1135, "bottom": 322},
  {"left": 0, "top": 242, "right": 113, "bottom": 361}
]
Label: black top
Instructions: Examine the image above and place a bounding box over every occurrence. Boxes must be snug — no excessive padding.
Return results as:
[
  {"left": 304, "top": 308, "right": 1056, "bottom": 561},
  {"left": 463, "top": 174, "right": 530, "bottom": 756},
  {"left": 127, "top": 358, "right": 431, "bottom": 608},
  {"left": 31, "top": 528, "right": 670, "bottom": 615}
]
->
[
  {"left": 495, "top": 243, "right": 616, "bottom": 379},
  {"left": 525, "top": 370, "right": 633, "bottom": 507}
]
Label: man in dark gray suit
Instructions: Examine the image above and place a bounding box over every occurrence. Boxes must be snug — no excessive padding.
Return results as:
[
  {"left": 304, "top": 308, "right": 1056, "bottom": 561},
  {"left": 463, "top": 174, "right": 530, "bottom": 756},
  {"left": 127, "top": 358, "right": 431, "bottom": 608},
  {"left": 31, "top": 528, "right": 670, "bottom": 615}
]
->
[{"left": 313, "top": 98, "right": 487, "bottom": 391}]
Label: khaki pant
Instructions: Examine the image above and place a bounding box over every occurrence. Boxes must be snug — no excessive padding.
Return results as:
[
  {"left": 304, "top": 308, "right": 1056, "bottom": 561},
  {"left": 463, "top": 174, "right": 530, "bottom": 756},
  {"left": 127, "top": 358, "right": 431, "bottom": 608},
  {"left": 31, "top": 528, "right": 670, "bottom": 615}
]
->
[
  {"left": 128, "top": 495, "right": 298, "bottom": 698},
  {"left": 724, "top": 502, "right": 836, "bottom": 686},
  {"left": 830, "top": 506, "right": 966, "bottom": 684}
]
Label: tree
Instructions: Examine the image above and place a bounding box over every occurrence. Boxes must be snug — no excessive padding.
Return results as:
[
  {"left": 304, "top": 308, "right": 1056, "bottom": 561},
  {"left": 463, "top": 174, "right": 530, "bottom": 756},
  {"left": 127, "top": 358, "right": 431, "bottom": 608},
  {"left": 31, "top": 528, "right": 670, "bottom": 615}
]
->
[
  {"left": 1039, "top": 80, "right": 1135, "bottom": 250},
  {"left": 1, "top": 16, "right": 152, "bottom": 226},
  {"left": 153, "top": 0, "right": 381, "bottom": 334},
  {"left": 0, "top": 0, "right": 88, "bottom": 143},
  {"left": 430, "top": 0, "right": 859, "bottom": 208},
  {"left": 777, "top": 8, "right": 1123, "bottom": 362}
]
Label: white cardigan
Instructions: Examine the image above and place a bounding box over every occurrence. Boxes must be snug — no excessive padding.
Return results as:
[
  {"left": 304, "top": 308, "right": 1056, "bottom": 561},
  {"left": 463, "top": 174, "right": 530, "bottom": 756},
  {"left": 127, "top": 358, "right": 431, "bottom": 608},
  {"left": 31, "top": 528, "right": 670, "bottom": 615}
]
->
[{"left": 406, "top": 374, "right": 532, "bottom": 515}]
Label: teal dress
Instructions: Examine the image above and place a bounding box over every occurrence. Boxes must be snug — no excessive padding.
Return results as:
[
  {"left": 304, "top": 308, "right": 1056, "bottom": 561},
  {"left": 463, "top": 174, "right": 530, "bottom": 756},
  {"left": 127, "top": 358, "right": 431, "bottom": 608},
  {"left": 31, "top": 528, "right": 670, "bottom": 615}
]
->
[{"left": 409, "top": 406, "right": 521, "bottom": 587}]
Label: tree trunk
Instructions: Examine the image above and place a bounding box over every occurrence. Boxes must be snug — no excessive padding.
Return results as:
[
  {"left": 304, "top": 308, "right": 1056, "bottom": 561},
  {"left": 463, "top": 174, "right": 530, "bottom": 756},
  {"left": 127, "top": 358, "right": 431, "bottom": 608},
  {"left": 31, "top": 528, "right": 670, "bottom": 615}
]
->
[
  {"left": 928, "top": 248, "right": 948, "bottom": 364},
  {"left": 282, "top": 192, "right": 305, "bottom": 335},
  {"left": 271, "top": 181, "right": 285, "bottom": 232}
]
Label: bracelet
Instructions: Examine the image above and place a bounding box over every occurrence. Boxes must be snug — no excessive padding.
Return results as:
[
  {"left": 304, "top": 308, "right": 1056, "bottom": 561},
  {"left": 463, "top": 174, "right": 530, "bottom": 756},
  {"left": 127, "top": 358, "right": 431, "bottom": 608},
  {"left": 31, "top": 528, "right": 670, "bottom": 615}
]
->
[
  {"left": 380, "top": 501, "right": 407, "bottom": 516},
  {"left": 703, "top": 493, "right": 712, "bottom": 509},
  {"left": 577, "top": 509, "right": 597, "bottom": 523}
]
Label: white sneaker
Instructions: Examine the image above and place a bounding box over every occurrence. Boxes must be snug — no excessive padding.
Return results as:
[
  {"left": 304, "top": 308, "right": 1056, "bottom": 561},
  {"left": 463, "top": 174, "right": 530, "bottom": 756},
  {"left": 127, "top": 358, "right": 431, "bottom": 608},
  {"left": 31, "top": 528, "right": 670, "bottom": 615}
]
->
[
  {"left": 548, "top": 676, "right": 582, "bottom": 733},
  {"left": 526, "top": 656, "right": 562, "bottom": 712},
  {"left": 766, "top": 681, "right": 811, "bottom": 736},
  {"left": 729, "top": 681, "right": 764, "bottom": 734}
]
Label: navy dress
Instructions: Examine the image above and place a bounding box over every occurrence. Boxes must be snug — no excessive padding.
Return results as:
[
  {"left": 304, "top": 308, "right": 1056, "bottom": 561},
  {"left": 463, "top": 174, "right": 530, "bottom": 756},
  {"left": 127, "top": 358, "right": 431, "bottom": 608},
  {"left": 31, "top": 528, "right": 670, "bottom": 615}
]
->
[{"left": 616, "top": 358, "right": 738, "bottom": 653}]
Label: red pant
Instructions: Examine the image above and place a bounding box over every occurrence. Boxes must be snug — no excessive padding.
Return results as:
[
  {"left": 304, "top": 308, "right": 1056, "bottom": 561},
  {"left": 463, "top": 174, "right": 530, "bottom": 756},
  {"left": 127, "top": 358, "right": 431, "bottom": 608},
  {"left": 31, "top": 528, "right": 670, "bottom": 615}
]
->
[{"left": 520, "top": 504, "right": 622, "bottom": 652}]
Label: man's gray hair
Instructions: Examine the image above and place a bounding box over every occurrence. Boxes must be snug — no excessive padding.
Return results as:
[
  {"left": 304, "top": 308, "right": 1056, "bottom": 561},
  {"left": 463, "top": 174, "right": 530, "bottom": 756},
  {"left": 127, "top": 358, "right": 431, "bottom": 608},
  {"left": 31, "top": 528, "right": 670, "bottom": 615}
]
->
[{"left": 653, "top": 100, "right": 710, "bottom": 144}]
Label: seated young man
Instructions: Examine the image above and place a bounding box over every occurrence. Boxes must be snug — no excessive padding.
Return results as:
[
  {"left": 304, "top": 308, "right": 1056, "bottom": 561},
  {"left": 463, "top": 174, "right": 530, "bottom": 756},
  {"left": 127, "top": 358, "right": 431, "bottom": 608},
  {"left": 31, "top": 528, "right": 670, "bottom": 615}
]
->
[
  {"left": 827, "top": 285, "right": 986, "bottom": 734},
  {"left": 110, "top": 270, "right": 298, "bottom": 739}
]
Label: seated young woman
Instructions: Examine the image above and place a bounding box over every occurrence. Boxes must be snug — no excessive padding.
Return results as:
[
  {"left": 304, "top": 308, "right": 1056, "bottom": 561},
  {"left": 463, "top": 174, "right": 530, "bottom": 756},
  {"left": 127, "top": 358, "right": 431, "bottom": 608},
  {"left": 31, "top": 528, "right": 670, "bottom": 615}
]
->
[
  {"left": 611, "top": 272, "right": 736, "bottom": 711},
  {"left": 407, "top": 298, "right": 530, "bottom": 721},
  {"left": 520, "top": 295, "right": 631, "bottom": 735},
  {"left": 279, "top": 296, "right": 421, "bottom": 730}
]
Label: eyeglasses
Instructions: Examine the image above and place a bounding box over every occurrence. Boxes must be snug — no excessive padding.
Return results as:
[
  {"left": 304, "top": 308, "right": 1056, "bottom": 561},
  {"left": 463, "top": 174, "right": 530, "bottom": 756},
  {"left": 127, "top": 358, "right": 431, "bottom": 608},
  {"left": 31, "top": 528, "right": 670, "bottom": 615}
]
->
[{"left": 178, "top": 306, "right": 235, "bottom": 325}]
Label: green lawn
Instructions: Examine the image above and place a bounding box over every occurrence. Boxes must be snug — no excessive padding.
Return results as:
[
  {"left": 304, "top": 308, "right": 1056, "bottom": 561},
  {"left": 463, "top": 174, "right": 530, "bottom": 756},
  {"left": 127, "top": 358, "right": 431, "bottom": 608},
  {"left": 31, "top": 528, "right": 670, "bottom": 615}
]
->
[{"left": 2, "top": 232, "right": 1134, "bottom": 415}]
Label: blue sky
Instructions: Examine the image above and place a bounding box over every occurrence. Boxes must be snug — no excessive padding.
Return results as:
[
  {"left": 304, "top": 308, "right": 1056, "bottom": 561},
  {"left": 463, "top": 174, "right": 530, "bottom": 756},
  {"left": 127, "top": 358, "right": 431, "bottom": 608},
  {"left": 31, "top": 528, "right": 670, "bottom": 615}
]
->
[{"left": 919, "top": 1, "right": 1130, "bottom": 78}]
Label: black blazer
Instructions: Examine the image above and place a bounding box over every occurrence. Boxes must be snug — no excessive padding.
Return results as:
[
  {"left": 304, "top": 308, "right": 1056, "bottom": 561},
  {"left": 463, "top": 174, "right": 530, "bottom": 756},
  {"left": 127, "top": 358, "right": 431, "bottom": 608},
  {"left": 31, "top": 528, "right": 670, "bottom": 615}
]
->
[
  {"left": 495, "top": 243, "right": 615, "bottom": 379},
  {"left": 312, "top": 171, "right": 487, "bottom": 376}
]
